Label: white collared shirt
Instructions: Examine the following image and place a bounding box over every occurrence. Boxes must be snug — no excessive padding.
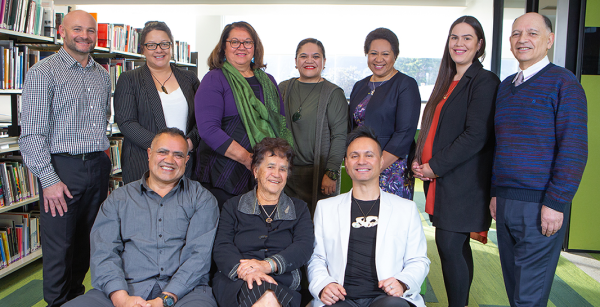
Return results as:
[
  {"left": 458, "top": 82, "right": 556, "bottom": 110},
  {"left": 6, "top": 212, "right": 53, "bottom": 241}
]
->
[{"left": 513, "top": 56, "right": 550, "bottom": 84}]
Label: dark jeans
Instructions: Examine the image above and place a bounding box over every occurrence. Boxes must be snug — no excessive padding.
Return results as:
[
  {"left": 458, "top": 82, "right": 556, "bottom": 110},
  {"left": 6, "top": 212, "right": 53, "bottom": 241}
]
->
[
  {"left": 40, "top": 153, "right": 111, "bottom": 306},
  {"left": 435, "top": 228, "right": 473, "bottom": 307},
  {"left": 331, "top": 295, "right": 413, "bottom": 307}
]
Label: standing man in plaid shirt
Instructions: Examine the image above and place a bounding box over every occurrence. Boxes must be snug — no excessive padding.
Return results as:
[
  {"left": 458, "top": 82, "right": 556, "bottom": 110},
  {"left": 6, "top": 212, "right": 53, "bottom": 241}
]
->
[{"left": 19, "top": 10, "right": 112, "bottom": 307}]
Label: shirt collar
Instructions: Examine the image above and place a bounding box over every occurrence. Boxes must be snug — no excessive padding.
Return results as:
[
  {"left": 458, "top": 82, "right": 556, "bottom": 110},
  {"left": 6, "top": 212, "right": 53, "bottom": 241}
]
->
[
  {"left": 57, "top": 47, "right": 97, "bottom": 69},
  {"left": 139, "top": 172, "right": 187, "bottom": 195},
  {"left": 237, "top": 187, "right": 297, "bottom": 221},
  {"left": 513, "top": 56, "right": 550, "bottom": 83}
]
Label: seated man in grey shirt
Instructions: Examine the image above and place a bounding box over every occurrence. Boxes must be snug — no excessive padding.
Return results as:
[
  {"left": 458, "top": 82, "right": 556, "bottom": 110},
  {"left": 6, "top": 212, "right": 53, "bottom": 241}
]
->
[{"left": 65, "top": 127, "right": 219, "bottom": 307}]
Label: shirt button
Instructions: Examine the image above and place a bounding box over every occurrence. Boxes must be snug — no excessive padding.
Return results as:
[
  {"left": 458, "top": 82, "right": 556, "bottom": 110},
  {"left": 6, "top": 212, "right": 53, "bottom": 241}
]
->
[
  {"left": 90, "top": 106, "right": 93, "bottom": 109},
  {"left": 159, "top": 218, "right": 162, "bottom": 222},
  {"left": 159, "top": 250, "right": 163, "bottom": 254},
  {"left": 160, "top": 204, "right": 163, "bottom": 207},
  {"left": 159, "top": 234, "right": 163, "bottom": 238},
  {"left": 259, "top": 235, "right": 267, "bottom": 240},
  {"left": 161, "top": 268, "right": 164, "bottom": 271}
]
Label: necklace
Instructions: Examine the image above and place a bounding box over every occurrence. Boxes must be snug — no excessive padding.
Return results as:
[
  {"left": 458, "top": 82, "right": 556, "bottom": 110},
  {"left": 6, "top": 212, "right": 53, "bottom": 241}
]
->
[
  {"left": 292, "top": 78, "right": 321, "bottom": 122},
  {"left": 257, "top": 199, "right": 278, "bottom": 223},
  {"left": 351, "top": 196, "right": 379, "bottom": 228},
  {"left": 150, "top": 70, "right": 173, "bottom": 94},
  {"left": 443, "top": 81, "right": 459, "bottom": 100},
  {"left": 369, "top": 70, "right": 397, "bottom": 95}
]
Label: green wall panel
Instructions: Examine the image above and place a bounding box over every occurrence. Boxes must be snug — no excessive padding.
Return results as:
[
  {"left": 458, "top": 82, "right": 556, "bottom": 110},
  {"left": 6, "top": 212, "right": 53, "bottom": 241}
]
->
[
  {"left": 586, "top": 0, "right": 600, "bottom": 27},
  {"left": 569, "top": 75, "right": 600, "bottom": 250}
]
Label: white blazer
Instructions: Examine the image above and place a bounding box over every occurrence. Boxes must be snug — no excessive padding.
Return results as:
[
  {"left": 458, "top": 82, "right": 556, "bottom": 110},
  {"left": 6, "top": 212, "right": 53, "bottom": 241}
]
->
[{"left": 307, "top": 189, "right": 430, "bottom": 307}]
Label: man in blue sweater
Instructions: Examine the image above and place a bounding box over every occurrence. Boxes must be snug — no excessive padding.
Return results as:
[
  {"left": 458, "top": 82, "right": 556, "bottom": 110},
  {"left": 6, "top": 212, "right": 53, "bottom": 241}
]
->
[{"left": 490, "top": 12, "right": 588, "bottom": 306}]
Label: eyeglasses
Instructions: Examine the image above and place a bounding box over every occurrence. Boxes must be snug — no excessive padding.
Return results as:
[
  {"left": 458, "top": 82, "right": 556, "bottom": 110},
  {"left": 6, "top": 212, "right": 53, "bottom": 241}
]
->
[
  {"left": 144, "top": 42, "right": 172, "bottom": 50},
  {"left": 227, "top": 39, "right": 254, "bottom": 49}
]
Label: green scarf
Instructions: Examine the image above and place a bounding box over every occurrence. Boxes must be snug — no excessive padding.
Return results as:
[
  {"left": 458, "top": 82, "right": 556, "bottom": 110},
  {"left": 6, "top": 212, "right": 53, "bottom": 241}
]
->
[{"left": 221, "top": 61, "right": 294, "bottom": 148}]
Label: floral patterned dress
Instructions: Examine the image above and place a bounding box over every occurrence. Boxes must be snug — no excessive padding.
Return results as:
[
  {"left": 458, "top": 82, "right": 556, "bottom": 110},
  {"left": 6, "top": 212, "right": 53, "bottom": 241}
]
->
[{"left": 353, "top": 81, "right": 414, "bottom": 200}]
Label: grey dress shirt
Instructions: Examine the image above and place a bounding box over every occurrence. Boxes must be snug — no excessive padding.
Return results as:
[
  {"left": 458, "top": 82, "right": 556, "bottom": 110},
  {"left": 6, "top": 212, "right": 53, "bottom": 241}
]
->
[
  {"left": 19, "top": 47, "right": 111, "bottom": 188},
  {"left": 90, "top": 173, "right": 219, "bottom": 300}
]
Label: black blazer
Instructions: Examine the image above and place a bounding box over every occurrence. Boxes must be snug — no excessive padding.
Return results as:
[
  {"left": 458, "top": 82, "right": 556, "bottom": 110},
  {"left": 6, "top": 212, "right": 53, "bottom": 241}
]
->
[
  {"left": 424, "top": 60, "right": 500, "bottom": 232},
  {"left": 349, "top": 72, "right": 421, "bottom": 159},
  {"left": 114, "top": 64, "right": 200, "bottom": 184}
]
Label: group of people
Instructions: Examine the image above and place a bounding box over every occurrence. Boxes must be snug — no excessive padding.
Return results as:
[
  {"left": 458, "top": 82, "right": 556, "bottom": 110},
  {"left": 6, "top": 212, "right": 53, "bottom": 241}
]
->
[{"left": 16, "top": 7, "right": 587, "bottom": 307}]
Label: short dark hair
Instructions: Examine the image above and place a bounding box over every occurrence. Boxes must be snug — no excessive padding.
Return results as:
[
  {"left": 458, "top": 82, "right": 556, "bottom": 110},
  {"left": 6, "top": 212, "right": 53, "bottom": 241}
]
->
[
  {"left": 346, "top": 126, "right": 382, "bottom": 157},
  {"left": 295, "top": 38, "right": 326, "bottom": 59},
  {"left": 152, "top": 127, "right": 187, "bottom": 151},
  {"left": 207, "top": 21, "right": 266, "bottom": 70},
  {"left": 251, "top": 138, "right": 294, "bottom": 176},
  {"left": 141, "top": 21, "right": 174, "bottom": 47},
  {"left": 364, "top": 28, "right": 400, "bottom": 60},
  {"left": 541, "top": 14, "right": 553, "bottom": 32}
]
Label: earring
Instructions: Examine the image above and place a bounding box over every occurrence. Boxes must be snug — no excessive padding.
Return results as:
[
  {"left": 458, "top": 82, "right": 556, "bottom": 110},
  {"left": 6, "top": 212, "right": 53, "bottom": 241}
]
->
[{"left": 252, "top": 57, "right": 255, "bottom": 63}]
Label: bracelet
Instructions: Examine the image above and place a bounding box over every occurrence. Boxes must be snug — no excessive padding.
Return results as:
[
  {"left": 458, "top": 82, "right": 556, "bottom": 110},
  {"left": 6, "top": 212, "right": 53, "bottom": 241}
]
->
[{"left": 265, "top": 258, "right": 276, "bottom": 273}]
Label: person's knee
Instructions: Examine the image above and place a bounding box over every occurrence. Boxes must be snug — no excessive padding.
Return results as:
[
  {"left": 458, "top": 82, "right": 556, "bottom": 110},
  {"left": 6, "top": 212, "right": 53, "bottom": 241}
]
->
[
  {"left": 371, "top": 296, "right": 411, "bottom": 307},
  {"left": 252, "top": 290, "right": 281, "bottom": 307}
]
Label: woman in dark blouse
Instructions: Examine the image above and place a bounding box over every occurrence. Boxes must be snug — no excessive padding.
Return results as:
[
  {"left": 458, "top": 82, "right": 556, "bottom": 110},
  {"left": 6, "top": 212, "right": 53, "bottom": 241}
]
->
[
  {"left": 194, "top": 21, "right": 293, "bottom": 208},
  {"left": 212, "top": 137, "right": 314, "bottom": 307},
  {"left": 349, "top": 28, "right": 421, "bottom": 200},
  {"left": 114, "top": 21, "right": 200, "bottom": 184}
]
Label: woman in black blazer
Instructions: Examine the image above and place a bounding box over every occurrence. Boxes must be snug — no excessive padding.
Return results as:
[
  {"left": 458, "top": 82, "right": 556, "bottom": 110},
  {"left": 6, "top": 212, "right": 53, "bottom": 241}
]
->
[
  {"left": 349, "top": 28, "right": 421, "bottom": 200},
  {"left": 114, "top": 21, "right": 200, "bottom": 184},
  {"left": 412, "top": 16, "right": 500, "bottom": 307}
]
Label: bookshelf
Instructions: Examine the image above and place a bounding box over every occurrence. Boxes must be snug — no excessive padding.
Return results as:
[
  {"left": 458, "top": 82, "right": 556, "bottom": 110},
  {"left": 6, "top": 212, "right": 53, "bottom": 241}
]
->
[{"left": 0, "top": 248, "right": 42, "bottom": 279}]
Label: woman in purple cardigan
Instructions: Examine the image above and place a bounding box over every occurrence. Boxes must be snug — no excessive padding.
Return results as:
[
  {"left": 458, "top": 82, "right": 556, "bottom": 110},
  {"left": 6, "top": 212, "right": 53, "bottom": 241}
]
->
[{"left": 194, "top": 21, "right": 293, "bottom": 208}]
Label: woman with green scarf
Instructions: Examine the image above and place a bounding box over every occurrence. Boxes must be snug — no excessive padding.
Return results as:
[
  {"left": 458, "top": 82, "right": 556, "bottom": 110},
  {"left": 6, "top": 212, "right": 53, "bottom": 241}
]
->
[{"left": 194, "top": 21, "right": 293, "bottom": 208}]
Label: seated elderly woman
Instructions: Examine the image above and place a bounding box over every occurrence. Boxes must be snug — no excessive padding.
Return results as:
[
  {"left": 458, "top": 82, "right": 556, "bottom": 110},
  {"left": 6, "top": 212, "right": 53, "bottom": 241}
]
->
[{"left": 212, "top": 137, "right": 315, "bottom": 307}]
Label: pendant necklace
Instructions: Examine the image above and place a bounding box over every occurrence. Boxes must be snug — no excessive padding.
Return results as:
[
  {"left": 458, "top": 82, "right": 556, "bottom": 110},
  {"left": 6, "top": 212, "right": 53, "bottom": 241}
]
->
[
  {"left": 258, "top": 199, "right": 278, "bottom": 223},
  {"left": 292, "top": 78, "right": 321, "bottom": 122},
  {"left": 150, "top": 70, "right": 173, "bottom": 94},
  {"left": 443, "top": 81, "right": 459, "bottom": 100},
  {"left": 369, "top": 70, "right": 396, "bottom": 95},
  {"left": 351, "top": 196, "right": 379, "bottom": 228}
]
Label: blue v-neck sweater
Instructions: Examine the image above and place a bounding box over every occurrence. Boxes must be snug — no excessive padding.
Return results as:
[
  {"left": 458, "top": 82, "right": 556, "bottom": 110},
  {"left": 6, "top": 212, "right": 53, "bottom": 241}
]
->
[{"left": 492, "top": 63, "right": 588, "bottom": 212}]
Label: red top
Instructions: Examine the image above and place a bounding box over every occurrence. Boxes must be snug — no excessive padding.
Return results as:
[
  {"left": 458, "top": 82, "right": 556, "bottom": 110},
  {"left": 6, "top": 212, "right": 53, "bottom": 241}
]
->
[{"left": 422, "top": 80, "right": 459, "bottom": 215}]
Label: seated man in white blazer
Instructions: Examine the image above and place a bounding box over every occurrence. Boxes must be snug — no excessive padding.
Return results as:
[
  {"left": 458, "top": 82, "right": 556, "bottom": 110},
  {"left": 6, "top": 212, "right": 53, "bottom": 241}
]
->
[{"left": 307, "top": 126, "right": 430, "bottom": 307}]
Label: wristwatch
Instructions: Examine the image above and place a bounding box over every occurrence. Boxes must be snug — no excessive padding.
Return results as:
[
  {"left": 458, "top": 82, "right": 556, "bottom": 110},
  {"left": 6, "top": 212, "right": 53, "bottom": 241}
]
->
[
  {"left": 325, "top": 168, "right": 339, "bottom": 181},
  {"left": 160, "top": 293, "right": 176, "bottom": 307}
]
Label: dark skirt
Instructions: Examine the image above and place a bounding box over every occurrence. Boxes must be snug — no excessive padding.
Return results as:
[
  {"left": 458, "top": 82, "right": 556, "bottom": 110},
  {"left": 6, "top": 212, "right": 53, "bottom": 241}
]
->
[{"left": 285, "top": 164, "right": 338, "bottom": 214}]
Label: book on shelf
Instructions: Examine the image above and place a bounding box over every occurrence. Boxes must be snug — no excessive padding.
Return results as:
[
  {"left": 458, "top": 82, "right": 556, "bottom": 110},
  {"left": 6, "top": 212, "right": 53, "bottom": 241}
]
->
[
  {"left": 99, "top": 23, "right": 142, "bottom": 54},
  {"left": 0, "top": 210, "right": 40, "bottom": 268},
  {"left": 0, "top": 158, "right": 39, "bottom": 207},
  {"left": 105, "top": 137, "right": 122, "bottom": 175},
  {"left": 0, "top": 0, "right": 52, "bottom": 36},
  {"left": 0, "top": 40, "right": 40, "bottom": 89},
  {"left": 96, "top": 57, "right": 141, "bottom": 92}
]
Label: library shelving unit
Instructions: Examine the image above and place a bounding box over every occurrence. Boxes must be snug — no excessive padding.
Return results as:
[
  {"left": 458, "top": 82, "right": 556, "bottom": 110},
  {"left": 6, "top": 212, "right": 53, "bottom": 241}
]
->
[{"left": 0, "top": 137, "right": 41, "bottom": 279}]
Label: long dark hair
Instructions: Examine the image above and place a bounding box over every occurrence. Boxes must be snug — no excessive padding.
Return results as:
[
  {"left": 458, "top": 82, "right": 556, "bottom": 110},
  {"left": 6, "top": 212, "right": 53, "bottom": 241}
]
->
[
  {"left": 414, "top": 16, "right": 486, "bottom": 163},
  {"left": 207, "top": 21, "right": 266, "bottom": 71}
]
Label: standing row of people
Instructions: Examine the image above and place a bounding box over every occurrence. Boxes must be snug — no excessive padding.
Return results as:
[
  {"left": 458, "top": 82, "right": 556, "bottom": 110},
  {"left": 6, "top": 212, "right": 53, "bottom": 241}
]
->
[{"left": 17, "top": 8, "right": 587, "bottom": 307}]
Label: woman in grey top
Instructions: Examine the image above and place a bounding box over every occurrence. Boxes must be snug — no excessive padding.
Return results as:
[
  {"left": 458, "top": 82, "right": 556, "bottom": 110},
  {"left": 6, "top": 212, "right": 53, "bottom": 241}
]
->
[{"left": 279, "top": 38, "right": 348, "bottom": 214}]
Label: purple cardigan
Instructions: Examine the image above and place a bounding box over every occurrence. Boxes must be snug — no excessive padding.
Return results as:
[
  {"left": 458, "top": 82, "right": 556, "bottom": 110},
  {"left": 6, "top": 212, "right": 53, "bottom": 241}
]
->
[{"left": 194, "top": 68, "right": 285, "bottom": 196}]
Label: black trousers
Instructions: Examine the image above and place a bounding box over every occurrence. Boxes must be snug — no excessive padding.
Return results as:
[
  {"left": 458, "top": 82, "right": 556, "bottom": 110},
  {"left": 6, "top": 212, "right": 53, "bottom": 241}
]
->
[
  {"left": 40, "top": 153, "right": 111, "bottom": 306},
  {"left": 435, "top": 228, "right": 473, "bottom": 307},
  {"left": 331, "top": 294, "right": 413, "bottom": 307}
]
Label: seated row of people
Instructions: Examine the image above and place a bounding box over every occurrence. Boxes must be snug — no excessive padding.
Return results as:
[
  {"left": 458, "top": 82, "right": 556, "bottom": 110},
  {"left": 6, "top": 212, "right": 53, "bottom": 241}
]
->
[{"left": 65, "top": 127, "right": 430, "bottom": 307}]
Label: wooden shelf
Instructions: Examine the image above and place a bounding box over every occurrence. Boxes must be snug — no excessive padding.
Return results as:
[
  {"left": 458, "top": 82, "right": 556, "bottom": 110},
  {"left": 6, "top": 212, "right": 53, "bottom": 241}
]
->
[
  {"left": 0, "top": 248, "right": 42, "bottom": 279},
  {"left": 0, "top": 137, "right": 19, "bottom": 154}
]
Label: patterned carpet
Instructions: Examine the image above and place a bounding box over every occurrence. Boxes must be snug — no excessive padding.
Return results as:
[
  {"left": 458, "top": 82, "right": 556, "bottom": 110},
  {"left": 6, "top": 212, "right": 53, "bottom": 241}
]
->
[{"left": 1, "top": 182, "right": 599, "bottom": 306}]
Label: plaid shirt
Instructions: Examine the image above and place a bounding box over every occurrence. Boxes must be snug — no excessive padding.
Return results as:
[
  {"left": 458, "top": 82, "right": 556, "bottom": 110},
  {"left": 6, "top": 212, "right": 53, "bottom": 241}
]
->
[{"left": 19, "top": 48, "right": 111, "bottom": 189}]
